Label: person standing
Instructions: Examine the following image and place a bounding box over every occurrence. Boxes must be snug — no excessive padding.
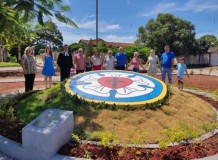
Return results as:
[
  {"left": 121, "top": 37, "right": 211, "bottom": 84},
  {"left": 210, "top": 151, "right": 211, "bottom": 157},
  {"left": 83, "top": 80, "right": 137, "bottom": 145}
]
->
[
  {"left": 177, "top": 57, "right": 190, "bottom": 90},
  {"left": 146, "top": 49, "right": 160, "bottom": 77},
  {"left": 103, "top": 50, "right": 115, "bottom": 70},
  {"left": 86, "top": 56, "right": 92, "bottom": 71},
  {"left": 115, "top": 47, "right": 128, "bottom": 70},
  {"left": 73, "top": 48, "right": 86, "bottom": 74},
  {"left": 91, "top": 51, "right": 102, "bottom": 70},
  {"left": 160, "top": 45, "right": 175, "bottom": 84},
  {"left": 130, "top": 52, "right": 144, "bottom": 72},
  {"left": 21, "top": 47, "right": 37, "bottom": 92},
  {"left": 57, "top": 44, "right": 73, "bottom": 81},
  {"left": 42, "top": 45, "right": 55, "bottom": 89}
]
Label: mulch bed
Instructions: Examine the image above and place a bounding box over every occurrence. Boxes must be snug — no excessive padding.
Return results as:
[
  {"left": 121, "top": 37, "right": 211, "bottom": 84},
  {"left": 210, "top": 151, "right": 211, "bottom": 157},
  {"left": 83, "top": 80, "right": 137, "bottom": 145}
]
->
[
  {"left": 58, "top": 134, "right": 218, "bottom": 160},
  {"left": 58, "top": 94, "right": 218, "bottom": 159},
  {"left": 0, "top": 91, "right": 217, "bottom": 159}
]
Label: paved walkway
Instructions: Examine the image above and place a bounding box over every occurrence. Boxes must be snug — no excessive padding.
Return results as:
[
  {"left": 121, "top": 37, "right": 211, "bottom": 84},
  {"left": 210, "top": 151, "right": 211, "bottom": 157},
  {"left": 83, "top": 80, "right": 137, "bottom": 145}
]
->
[
  {"left": 0, "top": 76, "right": 60, "bottom": 83},
  {"left": 0, "top": 66, "right": 218, "bottom": 84},
  {"left": 0, "top": 66, "right": 61, "bottom": 83}
]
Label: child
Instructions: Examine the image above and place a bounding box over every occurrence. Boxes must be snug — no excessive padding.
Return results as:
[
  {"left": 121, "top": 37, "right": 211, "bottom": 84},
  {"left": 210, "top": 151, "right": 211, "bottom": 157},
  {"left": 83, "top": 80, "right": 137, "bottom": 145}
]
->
[
  {"left": 177, "top": 57, "right": 190, "bottom": 90},
  {"left": 86, "top": 56, "right": 92, "bottom": 71}
]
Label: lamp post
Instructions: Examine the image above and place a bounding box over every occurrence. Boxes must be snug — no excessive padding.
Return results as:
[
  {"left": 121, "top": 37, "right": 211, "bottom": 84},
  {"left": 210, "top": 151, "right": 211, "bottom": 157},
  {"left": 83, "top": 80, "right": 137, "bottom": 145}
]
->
[{"left": 96, "top": 0, "right": 98, "bottom": 51}]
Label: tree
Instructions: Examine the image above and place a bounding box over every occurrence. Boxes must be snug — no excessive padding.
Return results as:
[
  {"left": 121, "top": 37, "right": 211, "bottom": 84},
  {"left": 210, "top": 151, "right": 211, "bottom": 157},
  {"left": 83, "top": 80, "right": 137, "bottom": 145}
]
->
[
  {"left": 123, "top": 46, "right": 150, "bottom": 63},
  {"left": 84, "top": 39, "right": 94, "bottom": 57},
  {"left": 69, "top": 43, "right": 84, "bottom": 54},
  {"left": 0, "top": 0, "right": 78, "bottom": 61},
  {"left": 31, "top": 21, "right": 63, "bottom": 54},
  {"left": 136, "top": 13, "right": 198, "bottom": 57},
  {"left": 96, "top": 41, "right": 107, "bottom": 53},
  {"left": 11, "top": 0, "right": 77, "bottom": 28},
  {"left": 197, "top": 34, "right": 218, "bottom": 53}
]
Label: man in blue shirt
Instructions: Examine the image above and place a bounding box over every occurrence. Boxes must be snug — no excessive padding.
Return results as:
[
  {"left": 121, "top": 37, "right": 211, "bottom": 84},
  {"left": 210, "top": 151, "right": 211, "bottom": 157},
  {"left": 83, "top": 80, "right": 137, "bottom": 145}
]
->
[
  {"left": 160, "top": 45, "right": 175, "bottom": 84},
  {"left": 115, "top": 47, "right": 128, "bottom": 70}
]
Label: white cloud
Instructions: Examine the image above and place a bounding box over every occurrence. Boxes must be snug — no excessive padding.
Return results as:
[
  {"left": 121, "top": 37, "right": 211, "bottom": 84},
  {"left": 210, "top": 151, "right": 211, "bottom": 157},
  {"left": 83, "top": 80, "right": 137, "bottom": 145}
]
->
[
  {"left": 105, "top": 24, "right": 121, "bottom": 30},
  {"left": 141, "top": 0, "right": 218, "bottom": 17},
  {"left": 185, "top": 0, "right": 218, "bottom": 12},
  {"left": 77, "top": 20, "right": 96, "bottom": 30},
  {"left": 61, "top": 31, "right": 95, "bottom": 44},
  {"left": 141, "top": 2, "right": 177, "bottom": 17},
  {"left": 76, "top": 20, "right": 121, "bottom": 32},
  {"left": 102, "top": 35, "right": 136, "bottom": 43},
  {"left": 61, "top": 31, "right": 136, "bottom": 44}
]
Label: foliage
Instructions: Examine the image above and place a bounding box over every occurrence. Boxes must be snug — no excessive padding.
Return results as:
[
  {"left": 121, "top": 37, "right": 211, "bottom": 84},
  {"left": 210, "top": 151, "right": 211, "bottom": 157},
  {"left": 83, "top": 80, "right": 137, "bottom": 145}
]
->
[
  {"left": 123, "top": 46, "right": 150, "bottom": 63},
  {"left": 189, "top": 70, "right": 194, "bottom": 75},
  {"left": 197, "top": 34, "right": 218, "bottom": 53},
  {"left": 0, "top": 62, "right": 20, "bottom": 67},
  {"left": 15, "top": 83, "right": 98, "bottom": 124},
  {"left": 96, "top": 41, "right": 108, "bottom": 53},
  {"left": 0, "top": 96, "right": 19, "bottom": 123},
  {"left": 11, "top": 0, "right": 77, "bottom": 27},
  {"left": 136, "top": 13, "right": 199, "bottom": 56},
  {"left": 98, "top": 132, "right": 117, "bottom": 148},
  {"left": 69, "top": 43, "right": 84, "bottom": 54},
  {"left": 0, "top": 0, "right": 77, "bottom": 56},
  {"left": 5, "top": 83, "right": 215, "bottom": 145},
  {"left": 84, "top": 39, "right": 94, "bottom": 57},
  {"left": 0, "top": 7, "right": 25, "bottom": 50},
  {"left": 31, "top": 21, "right": 63, "bottom": 54},
  {"left": 200, "top": 122, "right": 218, "bottom": 133},
  {"left": 159, "top": 122, "right": 200, "bottom": 149},
  {"left": 9, "top": 44, "right": 30, "bottom": 61},
  {"left": 7, "top": 54, "right": 17, "bottom": 63}
]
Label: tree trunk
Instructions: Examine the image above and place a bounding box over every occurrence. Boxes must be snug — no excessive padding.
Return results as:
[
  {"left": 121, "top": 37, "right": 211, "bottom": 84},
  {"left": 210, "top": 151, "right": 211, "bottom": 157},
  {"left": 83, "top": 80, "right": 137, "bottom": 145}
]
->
[
  {"left": 0, "top": 47, "right": 3, "bottom": 62},
  {"left": 18, "top": 44, "right": 21, "bottom": 62},
  {"left": 3, "top": 47, "right": 7, "bottom": 62}
]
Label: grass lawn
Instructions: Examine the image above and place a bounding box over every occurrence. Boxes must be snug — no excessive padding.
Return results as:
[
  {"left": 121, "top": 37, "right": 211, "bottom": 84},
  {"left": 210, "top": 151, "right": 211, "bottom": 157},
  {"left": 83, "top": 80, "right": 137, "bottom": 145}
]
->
[
  {"left": 15, "top": 83, "right": 217, "bottom": 144},
  {"left": 0, "top": 62, "right": 20, "bottom": 67}
]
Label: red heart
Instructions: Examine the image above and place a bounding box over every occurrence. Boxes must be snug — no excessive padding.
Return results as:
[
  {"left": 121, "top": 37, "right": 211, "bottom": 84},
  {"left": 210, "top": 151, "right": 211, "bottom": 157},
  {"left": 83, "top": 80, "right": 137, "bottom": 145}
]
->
[{"left": 98, "top": 77, "right": 133, "bottom": 89}]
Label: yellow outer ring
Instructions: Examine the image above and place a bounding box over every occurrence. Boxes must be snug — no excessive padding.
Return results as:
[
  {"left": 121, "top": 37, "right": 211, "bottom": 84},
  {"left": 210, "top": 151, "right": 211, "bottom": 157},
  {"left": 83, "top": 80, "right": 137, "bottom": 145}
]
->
[{"left": 65, "top": 71, "right": 167, "bottom": 106}]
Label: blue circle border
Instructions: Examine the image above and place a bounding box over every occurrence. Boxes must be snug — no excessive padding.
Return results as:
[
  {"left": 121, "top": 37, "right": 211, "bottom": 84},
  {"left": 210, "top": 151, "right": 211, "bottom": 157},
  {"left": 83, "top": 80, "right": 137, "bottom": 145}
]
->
[{"left": 65, "top": 70, "right": 167, "bottom": 105}]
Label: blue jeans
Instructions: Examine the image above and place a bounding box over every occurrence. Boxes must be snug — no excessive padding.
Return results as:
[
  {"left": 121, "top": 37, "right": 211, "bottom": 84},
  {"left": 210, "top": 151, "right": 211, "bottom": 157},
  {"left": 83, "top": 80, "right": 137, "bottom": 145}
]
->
[{"left": 161, "top": 67, "right": 172, "bottom": 84}]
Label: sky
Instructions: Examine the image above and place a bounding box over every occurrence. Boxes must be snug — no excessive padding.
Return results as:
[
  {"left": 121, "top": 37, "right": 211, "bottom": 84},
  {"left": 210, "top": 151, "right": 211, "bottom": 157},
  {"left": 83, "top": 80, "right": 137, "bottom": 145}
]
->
[{"left": 54, "top": 0, "right": 218, "bottom": 45}]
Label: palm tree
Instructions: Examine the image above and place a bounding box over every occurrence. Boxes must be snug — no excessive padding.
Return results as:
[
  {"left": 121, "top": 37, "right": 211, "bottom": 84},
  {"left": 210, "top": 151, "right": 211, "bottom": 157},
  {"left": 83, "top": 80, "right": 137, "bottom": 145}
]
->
[
  {"left": 13, "top": 0, "right": 77, "bottom": 27},
  {"left": 0, "top": 0, "right": 77, "bottom": 62}
]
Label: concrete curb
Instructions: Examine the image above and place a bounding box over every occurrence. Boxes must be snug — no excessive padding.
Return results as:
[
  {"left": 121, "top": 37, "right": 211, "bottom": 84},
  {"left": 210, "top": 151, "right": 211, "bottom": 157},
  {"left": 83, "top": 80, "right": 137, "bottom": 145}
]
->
[
  {"left": 0, "top": 88, "right": 217, "bottom": 159},
  {"left": 0, "top": 135, "right": 84, "bottom": 160},
  {"left": 0, "top": 77, "right": 60, "bottom": 83}
]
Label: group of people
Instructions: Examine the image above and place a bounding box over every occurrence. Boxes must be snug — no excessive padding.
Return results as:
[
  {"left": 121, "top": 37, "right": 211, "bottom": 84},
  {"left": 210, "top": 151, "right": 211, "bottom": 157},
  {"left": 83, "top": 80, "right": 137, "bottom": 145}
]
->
[
  {"left": 21, "top": 44, "right": 189, "bottom": 92},
  {"left": 21, "top": 45, "right": 55, "bottom": 92}
]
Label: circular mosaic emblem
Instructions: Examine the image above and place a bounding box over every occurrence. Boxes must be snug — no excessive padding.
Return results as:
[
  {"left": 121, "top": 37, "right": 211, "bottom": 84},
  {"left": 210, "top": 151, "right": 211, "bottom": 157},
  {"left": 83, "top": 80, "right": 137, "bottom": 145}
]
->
[{"left": 65, "top": 70, "right": 167, "bottom": 106}]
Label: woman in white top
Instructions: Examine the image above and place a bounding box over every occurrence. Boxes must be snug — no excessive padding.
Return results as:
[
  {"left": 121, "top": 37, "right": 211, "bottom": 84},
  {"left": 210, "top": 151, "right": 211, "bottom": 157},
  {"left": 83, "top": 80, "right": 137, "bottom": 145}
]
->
[
  {"left": 91, "top": 51, "right": 102, "bottom": 70},
  {"left": 103, "top": 50, "right": 115, "bottom": 70},
  {"left": 146, "top": 49, "right": 160, "bottom": 77}
]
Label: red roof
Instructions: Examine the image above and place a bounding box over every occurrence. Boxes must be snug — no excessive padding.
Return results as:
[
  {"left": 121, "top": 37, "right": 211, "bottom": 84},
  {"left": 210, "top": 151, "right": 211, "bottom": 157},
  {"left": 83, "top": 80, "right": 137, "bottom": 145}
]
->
[{"left": 79, "top": 39, "right": 134, "bottom": 47}]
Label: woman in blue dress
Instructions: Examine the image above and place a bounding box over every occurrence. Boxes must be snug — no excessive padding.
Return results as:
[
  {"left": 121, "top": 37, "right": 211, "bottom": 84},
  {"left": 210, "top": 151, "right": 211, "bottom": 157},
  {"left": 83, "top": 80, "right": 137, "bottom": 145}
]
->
[{"left": 42, "top": 45, "right": 55, "bottom": 89}]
